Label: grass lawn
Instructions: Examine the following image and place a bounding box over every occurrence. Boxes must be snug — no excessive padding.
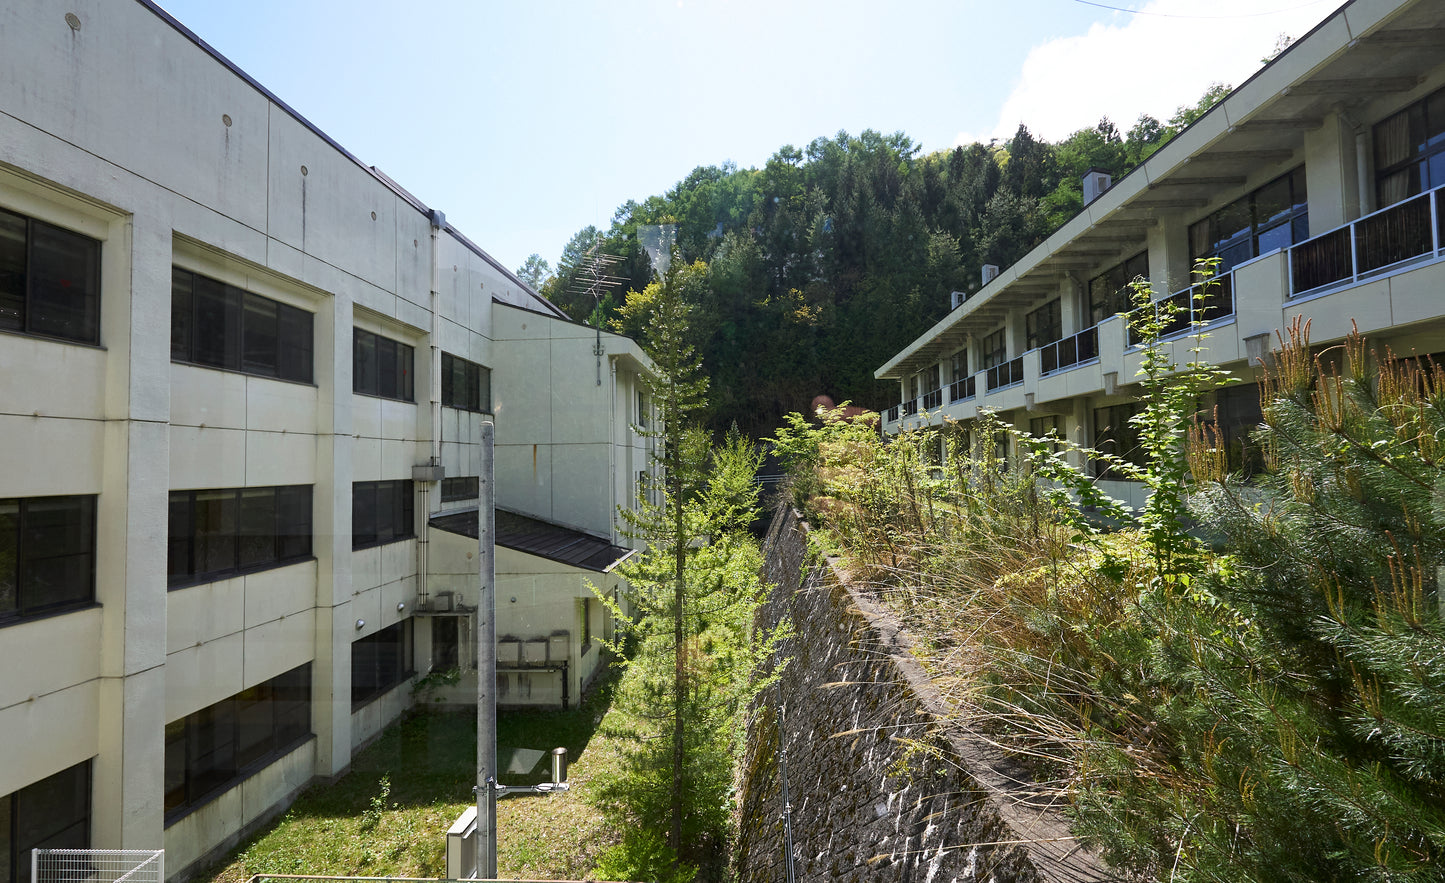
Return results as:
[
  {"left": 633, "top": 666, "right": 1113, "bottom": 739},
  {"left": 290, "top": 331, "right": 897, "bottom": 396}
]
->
[{"left": 200, "top": 672, "right": 624, "bottom": 882}]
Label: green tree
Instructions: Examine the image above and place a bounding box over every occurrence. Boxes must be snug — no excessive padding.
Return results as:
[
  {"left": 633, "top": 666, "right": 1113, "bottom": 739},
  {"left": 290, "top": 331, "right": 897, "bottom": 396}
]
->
[
  {"left": 514, "top": 253, "right": 552, "bottom": 290},
  {"left": 593, "top": 260, "right": 784, "bottom": 880}
]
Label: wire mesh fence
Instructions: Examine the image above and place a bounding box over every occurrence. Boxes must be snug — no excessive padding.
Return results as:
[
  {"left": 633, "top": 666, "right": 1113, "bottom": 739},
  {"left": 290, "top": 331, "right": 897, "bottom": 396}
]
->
[{"left": 31, "top": 849, "right": 163, "bottom": 883}]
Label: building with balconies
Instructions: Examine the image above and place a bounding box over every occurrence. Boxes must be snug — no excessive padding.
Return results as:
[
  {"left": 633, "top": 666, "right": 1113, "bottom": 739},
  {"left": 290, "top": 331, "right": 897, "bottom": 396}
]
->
[
  {"left": 878, "top": 0, "right": 1445, "bottom": 508},
  {"left": 0, "top": 0, "right": 656, "bottom": 878}
]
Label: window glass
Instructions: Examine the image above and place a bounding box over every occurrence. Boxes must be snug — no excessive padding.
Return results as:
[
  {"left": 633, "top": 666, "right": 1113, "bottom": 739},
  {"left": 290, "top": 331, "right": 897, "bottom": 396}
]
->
[
  {"left": 194, "top": 490, "right": 238, "bottom": 578},
  {"left": 170, "top": 269, "right": 192, "bottom": 361},
  {"left": 352, "top": 481, "right": 414, "bottom": 549},
  {"left": 19, "top": 497, "right": 94, "bottom": 613},
  {"left": 352, "top": 621, "right": 414, "bottom": 708},
  {"left": 441, "top": 476, "right": 479, "bottom": 503},
  {"left": 353, "top": 330, "right": 375, "bottom": 394},
  {"left": 241, "top": 294, "right": 278, "bottom": 376},
  {"left": 0, "top": 501, "right": 16, "bottom": 616},
  {"left": 277, "top": 304, "right": 313, "bottom": 382},
  {"left": 377, "top": 336, "right": 398, "bottom": 400},
  {"left": 165, "top": 664, "right": 310, "bottom": 820},
  {"left": 170, "top": 487, "right": 310, "bottom": 587},
  {"left": 1026, "top": 299, "right": 1061, "bottom": 349},
  {"left": 12, "top": 761, "right": 89, "bottom": 875},
  {"left": 238, "top": 488, "right": 276, "bottom": 570},
  {"left": 981, "top": 328, "right": 1007, "bottom": 369},
  {"left": 0, "top": 210, "right": 28, "bottom": 333},
  {"left": 23, "top": 222, "right": 99, "bottom": 344}
]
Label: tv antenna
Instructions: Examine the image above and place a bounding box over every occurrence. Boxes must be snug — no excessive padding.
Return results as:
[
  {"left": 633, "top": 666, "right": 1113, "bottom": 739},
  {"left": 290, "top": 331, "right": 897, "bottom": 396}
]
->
[{"left": 564, "top": 242, "right": 625, "bottom": 385}]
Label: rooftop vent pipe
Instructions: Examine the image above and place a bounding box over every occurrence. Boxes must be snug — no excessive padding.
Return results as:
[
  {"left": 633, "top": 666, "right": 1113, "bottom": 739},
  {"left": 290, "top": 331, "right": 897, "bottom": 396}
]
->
[{"left": 981, "top": 264, "right": 1000, "bottom": 286}]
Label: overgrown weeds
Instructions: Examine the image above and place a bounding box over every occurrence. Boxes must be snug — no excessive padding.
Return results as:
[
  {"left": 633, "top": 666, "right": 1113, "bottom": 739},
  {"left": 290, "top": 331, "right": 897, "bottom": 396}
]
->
[{"left": 773, "top": 270, "right": 1445, "bottom": 881}]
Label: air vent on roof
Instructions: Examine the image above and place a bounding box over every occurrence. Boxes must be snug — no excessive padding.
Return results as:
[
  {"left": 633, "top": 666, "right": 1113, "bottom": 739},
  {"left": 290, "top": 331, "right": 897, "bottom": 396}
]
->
[
  {"left": 981, "top": 264, "right": 1000, "bottom": 286},
  {"left": 951, "top": 290, "right": 967, "bottom": 309},
  {"left": 1083, "top": 168, "right": 1113, "bottom": 206}
]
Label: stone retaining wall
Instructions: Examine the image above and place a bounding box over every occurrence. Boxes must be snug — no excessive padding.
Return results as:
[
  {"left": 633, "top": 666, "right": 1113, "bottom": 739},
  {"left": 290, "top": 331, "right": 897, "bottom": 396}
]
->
[{"left": 734, "top": 507, "right": 1119, "bottom": 883}]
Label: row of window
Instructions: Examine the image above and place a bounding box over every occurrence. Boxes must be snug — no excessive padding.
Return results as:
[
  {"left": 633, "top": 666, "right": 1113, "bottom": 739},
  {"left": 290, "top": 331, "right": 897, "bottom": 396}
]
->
[
  {"left": 352, "top": 620, "right": 414, "bottom": 709},
  {"left": 171, "top": 268, "right": 315, "bottom": 383},
  {"left": 167, "top": 486, "right": 313, "bottom": 588},
  {"left": 0, "top": 495, "right": 95, "bottom": 625},
  {"left": 164, "top": 664, "right": 312, "bottom": 821},
  {"left": 0, "top": 760, "right": 91, "bottom": 883}
]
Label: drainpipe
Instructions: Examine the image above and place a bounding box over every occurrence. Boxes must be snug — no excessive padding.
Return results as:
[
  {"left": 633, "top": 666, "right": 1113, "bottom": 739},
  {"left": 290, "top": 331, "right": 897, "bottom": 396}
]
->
[
  {"left": 609, "top": 356, "right": 618, "bottom": 541},
  {"left": 419, "top": 209, "right": 446, "bottom": 606}
]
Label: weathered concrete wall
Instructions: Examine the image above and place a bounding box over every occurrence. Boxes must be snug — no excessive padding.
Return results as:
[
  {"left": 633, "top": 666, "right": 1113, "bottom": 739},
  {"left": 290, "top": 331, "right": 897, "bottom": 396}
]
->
[{"left": 736, "top": 508, "right": 1119, "bottom": 883}]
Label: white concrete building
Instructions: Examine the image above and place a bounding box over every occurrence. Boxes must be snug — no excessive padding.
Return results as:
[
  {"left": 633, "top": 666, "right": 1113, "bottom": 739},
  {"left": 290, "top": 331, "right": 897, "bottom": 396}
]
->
[
  {"left": 0, "top": 0, "right": 655, "bottom": 878},
  {"left": 877, "top": 0, "right": 1445, "bottom": 510}
]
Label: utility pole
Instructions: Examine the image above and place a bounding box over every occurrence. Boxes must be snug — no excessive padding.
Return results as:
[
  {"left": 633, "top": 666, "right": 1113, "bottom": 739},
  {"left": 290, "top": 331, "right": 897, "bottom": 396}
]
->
[{"left": 476, "top": 420, "right": 498, "bottom": 879}]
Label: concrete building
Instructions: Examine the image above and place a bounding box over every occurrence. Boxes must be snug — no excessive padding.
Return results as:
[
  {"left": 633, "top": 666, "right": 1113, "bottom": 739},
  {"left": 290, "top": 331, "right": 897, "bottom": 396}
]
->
[
  {"left": 878, "top": 0, "right": 1445, "bottom": 509},
  {"left": 0, "top": 0, "right": 654, "bottom": 878}
]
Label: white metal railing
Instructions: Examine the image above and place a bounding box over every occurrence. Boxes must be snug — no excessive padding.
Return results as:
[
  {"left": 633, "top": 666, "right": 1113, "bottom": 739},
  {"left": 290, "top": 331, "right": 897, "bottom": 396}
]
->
[
  {"left": 33, "top": 850, "right": 163, "bottom": 883},
  {"left": 1289, "top": 183, "right": 1444, "bottom": 296},
  {"left": 1125, "top": 270, "right": 1236, "bottom": 347},
  {"left": 984, "top": 358, "right": 1024, "bottom": 393},
  {"left": 1038, "top": 325, "right": 1100, "bottom": 375}
]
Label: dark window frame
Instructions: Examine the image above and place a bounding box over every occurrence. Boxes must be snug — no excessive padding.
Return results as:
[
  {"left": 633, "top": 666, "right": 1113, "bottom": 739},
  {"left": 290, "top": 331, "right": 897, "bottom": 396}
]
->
[
  {"left": 351, "top": 620, "right": 415, "bottom": 709},
  {"left": 980, "top": 328, "right": 1008, "bottom": 370},
  {"left": 1374, "top": 85, "right": 1445, "bottom": 207},
  {"left": 441, "top": 352, "right": 491, "bottom": 413},
  {"left": 1188, "top": 166, "right": 1308, "bottom": 274},
  {"left": 1089, "top": 251, "right": 1149, "bottom": 326},
  {"left": 353, "top": 328, "right": 415, "bottom": 402},
  {"left": 1025, "top": 299, "right": 1062, "bottom": 350},
  {"left": 0, "top": 495, "right": 97, "bottom": 627},
  {"left": 164, "top": 664, "right": 312, "bottom": 824},
  {"left": 1092, "top": 403, "right": 1145, "bottom": 479},
  {"left": 170, "top": 267, "right": 314, "bottom": 384},
  {"left": 351, "top": 480, "right": 415, "bottom": 550},
  {"left": 1, "top": 760, "right": 91, "bottom": 883},
  {"left": 0, "top": 207, "right": 101, "bottom": 346},
  {"left": 167, "top": 486, "right": 313, "bottom": 589}
]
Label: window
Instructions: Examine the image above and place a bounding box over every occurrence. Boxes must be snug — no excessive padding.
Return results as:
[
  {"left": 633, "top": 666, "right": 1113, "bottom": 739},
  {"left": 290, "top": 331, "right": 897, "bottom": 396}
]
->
[
  {"left": 432, "top": 618, "right": 459, "bottom": 671},
  {"left": 171, "top": 268, "right": 313, "bottom": 383},
  {"left": 950, "top": 349, "right": 969, "bottom": 383},
  {"left": 352, "top": 480, "right": 414, "bottom": 549},
  {"left": 1374, "top": 86, "right": 1445, "bottom": 206},
  {"left": 168, "top": 486, "right": 311, "bottom": 588},
  {"left": 1093, "top": 403, "right": 1144, "bottom": 478},
  {"left": 0, "top": 495, "right": 96, "bottom": 625},
  {"left": 1199, "top": 383, "right": 1265, "bottom": 477},
  {"left": 164, "top": 664, "right": 311, "bottom": 821},
  {"left": 1026, "top": 299, "right": 1062, "bottom": 350},
  {"left": 580, "top": 598, "right": 592, "bottom": 656},
  {"left": 441, "top": 352, "right": 490, "bottom": 412},
  {"left": 636, "top": 390, "right": 649, "bottom": 429},
  {"left": 0, "top": 207, "right": 100, "bottom": 345},
  {"left": 1189, "top": 167, "right": 1308, "bottom": 274},
  {"left": 980, "top": 328, "right": 1007, "bottom": 370},
  {"left": 1089, "top": 251, "right": 1149, "bottom": 326},
  {"left": 353, "top": 329, "right": 414, "bottom": 401},
  {"left": 1, "top": 760, "right": 90, "bottom": 883},
  {"left": 352, "top": 620, "right": 414, "bottom": 708},
  {"left": 440, "top": 476, "right": 479, "bottom": 503}
]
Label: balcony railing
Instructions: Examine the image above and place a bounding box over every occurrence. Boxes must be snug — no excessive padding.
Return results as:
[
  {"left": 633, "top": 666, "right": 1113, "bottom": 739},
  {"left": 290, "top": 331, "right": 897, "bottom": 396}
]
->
[
  {"left": 985, "top": 358, "right": 1024, "bottom": 392},
  {"left": 922, "top": 388, "right": 943, "bottom": 410},
  {"left": 1290, "top": 184, "right": 1444, "bottom": 296},
  {"left": 1126, "top": 271, "right": 1235, "bottom": 347},
  {"left": 949, "top": 375, "right": 976, "bottom": 403},
  {"left": 901, "top": 399, "right": 919, "bottom": 417},
  {"left": 1039, "top": 325, "right": 1100, "bottom": 375},
  {"left": 886, "top": 404, "right": 899, "bottom": 423}
]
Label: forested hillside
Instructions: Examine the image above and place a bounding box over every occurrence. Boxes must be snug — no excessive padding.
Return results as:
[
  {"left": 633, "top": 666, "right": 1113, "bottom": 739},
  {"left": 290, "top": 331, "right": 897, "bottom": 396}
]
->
[{"left": 529, "top": 87, "right": 1228, "bottom": 436}]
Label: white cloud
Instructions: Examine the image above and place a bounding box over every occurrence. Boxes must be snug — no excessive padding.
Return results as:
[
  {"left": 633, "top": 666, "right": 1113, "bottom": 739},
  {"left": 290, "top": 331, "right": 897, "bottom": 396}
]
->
[{"left": 955, "top": 0, "right": 1334, "bottom": 145}]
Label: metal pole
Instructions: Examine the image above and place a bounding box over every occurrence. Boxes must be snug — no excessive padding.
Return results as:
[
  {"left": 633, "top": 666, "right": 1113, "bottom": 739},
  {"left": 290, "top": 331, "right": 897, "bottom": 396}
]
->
[{"left": 477, "top": 420, "right": 498, "bottom": 879}]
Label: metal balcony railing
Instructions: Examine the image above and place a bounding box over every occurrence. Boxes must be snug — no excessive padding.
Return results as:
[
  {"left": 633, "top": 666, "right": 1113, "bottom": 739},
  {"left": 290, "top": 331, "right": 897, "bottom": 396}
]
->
[
  {"left": 886, "top": 404, "right": 899, "bottom": 423},
  {"left": 901, "top": 399, "right": 919, "bottom": 417},
  {"left": 949, "top": 375, "right": 976, "bottom": 403},
  {"left": 1039, "top": 325, "right": 1100, "bottom": 375},
  {"left": 922, "top": 387, "right": 942, "bottom": 410},
  {"left": 1126, "top": 271, "right": 1235, "bottom": 347},
  {"left": 984, "top": 358, "right": 1024, "bottom": 392},
  {"left": 1290, "top": 183, "right": 1444, "bottom": 296}
]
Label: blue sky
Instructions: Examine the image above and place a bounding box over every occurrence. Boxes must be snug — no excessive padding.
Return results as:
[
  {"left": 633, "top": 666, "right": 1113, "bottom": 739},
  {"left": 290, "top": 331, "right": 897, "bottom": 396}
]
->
[{"left": 155, "top": 0, "right": 1339, "bottom": 276}]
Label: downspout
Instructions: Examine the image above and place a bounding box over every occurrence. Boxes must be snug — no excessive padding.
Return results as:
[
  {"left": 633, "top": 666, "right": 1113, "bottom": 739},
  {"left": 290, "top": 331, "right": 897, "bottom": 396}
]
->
[
  {"left": 420, "top": 208, "right": 446, "bottom": 606},
  {"left": 609, "top": 355, "right": 618, "bottom": 541}
]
